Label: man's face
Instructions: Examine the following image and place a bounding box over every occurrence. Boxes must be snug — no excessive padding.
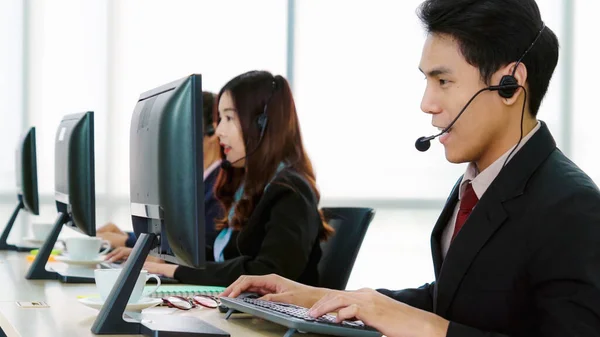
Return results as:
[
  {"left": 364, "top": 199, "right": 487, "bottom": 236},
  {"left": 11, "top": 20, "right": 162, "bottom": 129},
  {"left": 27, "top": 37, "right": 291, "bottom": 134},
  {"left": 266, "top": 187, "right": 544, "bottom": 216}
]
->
[{"left": 419, "top": 33, "right": 508, "bottom": 165}]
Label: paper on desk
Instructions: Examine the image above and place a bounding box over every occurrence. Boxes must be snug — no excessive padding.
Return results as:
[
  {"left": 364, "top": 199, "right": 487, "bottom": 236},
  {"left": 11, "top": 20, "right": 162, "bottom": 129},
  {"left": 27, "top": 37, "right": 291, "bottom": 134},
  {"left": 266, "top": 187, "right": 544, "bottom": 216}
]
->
[{"left": 77, "top": 294, "right": 100, "bottom": 299}]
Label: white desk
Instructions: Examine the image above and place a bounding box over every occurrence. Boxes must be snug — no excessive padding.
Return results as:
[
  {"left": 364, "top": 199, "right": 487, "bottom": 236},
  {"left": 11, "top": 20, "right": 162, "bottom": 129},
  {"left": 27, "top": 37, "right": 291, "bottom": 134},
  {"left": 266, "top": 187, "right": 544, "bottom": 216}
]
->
[{"left": 0, "top": 251, "right": 323, "bottom": 337}]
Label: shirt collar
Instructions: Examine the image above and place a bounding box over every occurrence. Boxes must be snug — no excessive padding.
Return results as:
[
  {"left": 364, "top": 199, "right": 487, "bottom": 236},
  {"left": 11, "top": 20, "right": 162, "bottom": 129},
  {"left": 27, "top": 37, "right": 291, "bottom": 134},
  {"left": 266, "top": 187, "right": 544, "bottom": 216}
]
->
[
  {"left": 459, "top": 121, "right": 541, "bottom": 200},
  {"left": 203, "top": 159, "right": 222, "bottom": 181}
]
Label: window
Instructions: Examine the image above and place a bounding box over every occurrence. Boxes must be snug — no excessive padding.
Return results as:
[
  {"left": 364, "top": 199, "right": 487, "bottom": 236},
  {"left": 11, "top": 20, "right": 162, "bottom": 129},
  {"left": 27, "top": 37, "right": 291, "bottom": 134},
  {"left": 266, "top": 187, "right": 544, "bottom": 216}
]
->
[
  {"left": 0, "top": 0, "right": 23, "bottom": 193},
  {"left": 572, "top": 1, "right": 600, "bottom": 184},
  {"left": 295, "top": 0, "right": 565, "bottom": 202},
  {"left": 109, "top": 0, "right": 288, "bottom": 202},
  {"left": 27, "top": 0, "right": 108, "bottom": 198}
]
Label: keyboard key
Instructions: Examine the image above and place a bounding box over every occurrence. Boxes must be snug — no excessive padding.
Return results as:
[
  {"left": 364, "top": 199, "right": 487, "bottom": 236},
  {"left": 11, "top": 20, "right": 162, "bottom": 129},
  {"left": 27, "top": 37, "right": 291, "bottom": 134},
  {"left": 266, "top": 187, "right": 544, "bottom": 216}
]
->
[{"left": 239, "top": 297, "right": 373, "bottom": 331}]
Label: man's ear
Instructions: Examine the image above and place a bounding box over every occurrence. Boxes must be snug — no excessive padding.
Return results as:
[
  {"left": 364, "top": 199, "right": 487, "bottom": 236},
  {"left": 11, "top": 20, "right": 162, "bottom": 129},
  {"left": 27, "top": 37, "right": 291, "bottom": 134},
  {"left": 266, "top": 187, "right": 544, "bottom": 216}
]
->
[{"left": 498, "top": 61, "right": 528, "bottom": 106}]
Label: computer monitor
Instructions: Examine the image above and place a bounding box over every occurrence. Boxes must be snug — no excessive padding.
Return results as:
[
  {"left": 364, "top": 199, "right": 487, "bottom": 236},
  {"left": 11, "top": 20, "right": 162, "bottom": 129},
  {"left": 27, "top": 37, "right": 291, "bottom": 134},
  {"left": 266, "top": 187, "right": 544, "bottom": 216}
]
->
[
  {"left": 0, "top": 127, "right": 40, "bottom": 251},
  {"left": 92, "top": 74, "right": 227, "bottom": 336},
  {"left": 54, "top": 111, "right": 96, "bottom": 236},
  {"left": 128, "top": 74, "right": 205, "bottom": 267},
  {"left": 26, "top": 111, "right": 97, "bottom": 281}
]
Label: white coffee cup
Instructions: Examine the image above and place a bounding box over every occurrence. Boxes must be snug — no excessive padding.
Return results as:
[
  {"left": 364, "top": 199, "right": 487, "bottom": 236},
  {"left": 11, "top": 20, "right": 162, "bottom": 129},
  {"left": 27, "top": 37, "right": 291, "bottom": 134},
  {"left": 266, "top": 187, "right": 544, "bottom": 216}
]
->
[
  {"left": 94, "top": 269, "right": 161, "bottom": 304},
  {"left": 31, "top": 223, "right": 53, "bottom": 241},
  {"left": 66, "top": 237, "right": 111, "bottom": 261}
]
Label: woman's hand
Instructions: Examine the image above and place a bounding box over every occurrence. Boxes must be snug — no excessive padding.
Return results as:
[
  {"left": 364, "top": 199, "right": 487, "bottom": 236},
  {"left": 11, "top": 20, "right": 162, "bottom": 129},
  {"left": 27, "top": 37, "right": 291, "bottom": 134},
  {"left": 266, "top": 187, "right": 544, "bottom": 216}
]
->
[
  {"left": 105, "top": 247, "right": 132, "bottom": 262},
  {"left": 143, "top": 262, "right": 178, "bottom": 278}
]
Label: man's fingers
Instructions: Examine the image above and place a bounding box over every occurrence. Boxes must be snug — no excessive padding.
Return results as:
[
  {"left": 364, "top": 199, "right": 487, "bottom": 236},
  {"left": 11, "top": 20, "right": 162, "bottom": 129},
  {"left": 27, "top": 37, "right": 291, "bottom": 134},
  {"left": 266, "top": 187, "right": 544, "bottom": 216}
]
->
[
  {"left": 336, "top": 304, "right": 360, "bottom": 323},
  {"left": 260, "top": 292, "right": 295, "bottom": 303},
  {"left": 309, "top": 293, "right": 350, "bottom": 318},
  {"left": 221, "top": 275, "right": 280, "bottom": 298},
  {"left": 220, "top": 276, "right": 247, "bottom": 298}
]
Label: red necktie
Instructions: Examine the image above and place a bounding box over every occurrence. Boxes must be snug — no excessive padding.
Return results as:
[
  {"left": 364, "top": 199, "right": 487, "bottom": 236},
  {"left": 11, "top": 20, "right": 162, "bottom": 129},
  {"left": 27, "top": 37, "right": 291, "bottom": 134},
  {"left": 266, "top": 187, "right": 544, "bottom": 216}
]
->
[{"left": 452, "top": 182, "right": 478, "bottom": 241}]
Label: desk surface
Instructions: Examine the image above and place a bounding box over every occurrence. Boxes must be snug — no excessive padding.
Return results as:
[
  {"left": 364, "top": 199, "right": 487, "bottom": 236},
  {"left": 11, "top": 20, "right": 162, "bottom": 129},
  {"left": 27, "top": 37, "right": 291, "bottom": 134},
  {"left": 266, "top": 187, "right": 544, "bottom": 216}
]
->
[{"left": 0, "top": 251, "right": 323, "bottom": 337}]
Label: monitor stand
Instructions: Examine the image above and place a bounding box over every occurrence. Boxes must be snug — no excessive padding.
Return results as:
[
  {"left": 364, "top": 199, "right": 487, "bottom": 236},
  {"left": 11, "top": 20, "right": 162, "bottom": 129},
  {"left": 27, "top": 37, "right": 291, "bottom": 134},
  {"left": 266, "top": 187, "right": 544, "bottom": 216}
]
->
[
  {"left": 48, "top": 264, "right": 178, "bottom": 284},
  {"left": 24, "top": 211, "right": 112, "bottom": 284},
  {"left": 49, "top": 264, "right": 97, "bottom": 283},
  {"left": 0, "top": 198, "right": 24, "bottom": 251},
  {"left": 91, "top": 233, "right": 230, "bottom": 336},
  {"left": 24, "top": 212, "right": 67, "bottom": 280},
  {"left": 0, "top": 196, "right": 46, "bottom": 252},
  {"left": 13, "top": 243, "right": 39, "bottom": 252}
]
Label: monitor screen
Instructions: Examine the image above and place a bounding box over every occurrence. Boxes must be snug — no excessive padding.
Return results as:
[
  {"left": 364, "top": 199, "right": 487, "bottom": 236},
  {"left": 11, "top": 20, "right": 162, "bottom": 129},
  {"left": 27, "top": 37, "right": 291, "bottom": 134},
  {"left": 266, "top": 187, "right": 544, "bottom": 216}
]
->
[
  {"left": 130, "top": 74, "right": 205, "bottom": 268},
  {"left": 15, "top": 127, "right": 39, "bottom": 215},
  {"left": 54, "top": 111, "right": 96, "bottom": 236}
]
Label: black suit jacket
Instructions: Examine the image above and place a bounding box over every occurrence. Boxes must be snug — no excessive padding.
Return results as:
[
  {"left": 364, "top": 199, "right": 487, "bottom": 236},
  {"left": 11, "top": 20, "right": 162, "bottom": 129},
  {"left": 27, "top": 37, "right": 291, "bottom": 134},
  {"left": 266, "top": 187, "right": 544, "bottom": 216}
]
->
[
  {"left": 203, "top": 167, "right": 222, "bottom": 251},
  {"left": 174, "top": 168, "right": 324, "bottom": 287},
  {"left": 379, "top": 122, "right": 600, "bottom": 336}
]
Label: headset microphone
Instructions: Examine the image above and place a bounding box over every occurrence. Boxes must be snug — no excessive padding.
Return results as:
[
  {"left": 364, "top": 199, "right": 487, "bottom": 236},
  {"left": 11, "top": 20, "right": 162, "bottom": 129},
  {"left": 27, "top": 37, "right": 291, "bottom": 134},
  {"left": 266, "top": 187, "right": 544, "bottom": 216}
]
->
[
  {"left": 415, "top": 23, "right": 545, "bottom": 154},
  {"left": 414, "top": 83, "right": 518, "bottom": 152}
]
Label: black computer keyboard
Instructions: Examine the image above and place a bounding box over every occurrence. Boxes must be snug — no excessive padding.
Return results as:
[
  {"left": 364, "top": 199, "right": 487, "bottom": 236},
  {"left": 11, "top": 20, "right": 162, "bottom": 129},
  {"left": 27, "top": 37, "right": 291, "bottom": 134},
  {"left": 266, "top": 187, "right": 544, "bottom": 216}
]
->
[
  {"left": 220, "top": 297, "right": 381, "bottom": 337},
  {"left": 245, "top": 298, "right": 366, "bottom": 327}
]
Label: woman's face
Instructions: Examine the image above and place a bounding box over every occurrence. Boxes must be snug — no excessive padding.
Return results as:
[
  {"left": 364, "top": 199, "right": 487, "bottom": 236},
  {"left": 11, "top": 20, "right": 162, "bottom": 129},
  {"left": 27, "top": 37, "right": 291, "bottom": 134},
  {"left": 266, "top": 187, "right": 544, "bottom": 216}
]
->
[{"left": 216, "top": 91, "right": 246, "bottom": 168}]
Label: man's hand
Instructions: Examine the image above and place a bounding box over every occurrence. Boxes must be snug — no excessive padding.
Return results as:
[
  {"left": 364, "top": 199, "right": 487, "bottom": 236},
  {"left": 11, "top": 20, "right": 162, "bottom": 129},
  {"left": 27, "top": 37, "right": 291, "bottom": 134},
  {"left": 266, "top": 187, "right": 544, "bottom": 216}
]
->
[
  {"left": 221, "top": 274, "right": 331, "bottom": 308},
  {"left": 308, "top": 288, "right": 450, "bottom": 337},
  {"left": 97, "top": 231, "right": 128, "bottom": 248}
]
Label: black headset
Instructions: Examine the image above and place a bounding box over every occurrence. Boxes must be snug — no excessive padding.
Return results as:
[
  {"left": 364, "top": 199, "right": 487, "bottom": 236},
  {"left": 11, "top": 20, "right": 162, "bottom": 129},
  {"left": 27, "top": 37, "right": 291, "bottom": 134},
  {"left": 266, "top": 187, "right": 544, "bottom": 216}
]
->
[
  {"left": 495, "top": 22, "right": 546, "bottom": 99},
  {"left": 255, "top": 78, "right": 278, "bottom": 140},
  {"left": 220, "top": 77, "right": 280, "bottom": 170},
  {"left": 415, "top": 22, "right": 547, "bottom": 154}
]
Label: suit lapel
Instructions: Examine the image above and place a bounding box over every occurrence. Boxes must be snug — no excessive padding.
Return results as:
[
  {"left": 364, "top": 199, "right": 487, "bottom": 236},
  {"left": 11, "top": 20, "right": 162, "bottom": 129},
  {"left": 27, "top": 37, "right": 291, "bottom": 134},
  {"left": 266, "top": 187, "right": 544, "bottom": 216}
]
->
[
  {"left": 431, "top": 178, "right": 461, "bottom": 278},
  {"left": 433, "top": 121, "right": 557, "bottom": 316},
  {"left": 430, "top": 178, "right": 460, "bottom": 313},
  {"left": 435, "top": 187, "right": 507, "bottom": 316}
]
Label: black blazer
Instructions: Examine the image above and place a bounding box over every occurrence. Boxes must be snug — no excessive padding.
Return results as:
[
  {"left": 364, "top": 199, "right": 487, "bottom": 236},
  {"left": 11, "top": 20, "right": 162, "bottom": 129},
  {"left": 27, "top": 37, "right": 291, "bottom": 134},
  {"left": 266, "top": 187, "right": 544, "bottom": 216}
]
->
[
  {"left": 379, "top": 122, "right": 600, "bottom": 336},
  {"left": 203, "top": 167, "right": 222, "bottom": 250},
  {"left": 174, "top": 168, "right": 324, "bottom": 287}
]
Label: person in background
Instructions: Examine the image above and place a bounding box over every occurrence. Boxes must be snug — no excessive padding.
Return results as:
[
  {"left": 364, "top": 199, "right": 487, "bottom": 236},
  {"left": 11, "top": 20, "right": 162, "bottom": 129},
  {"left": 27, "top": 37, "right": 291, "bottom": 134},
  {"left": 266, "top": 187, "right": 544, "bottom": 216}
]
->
[
  {"left": 112, "top": 70, "right": 334, "bottom": 287},
  {"left": 100, "top": 91, "right": 223, "bottom": 254}
]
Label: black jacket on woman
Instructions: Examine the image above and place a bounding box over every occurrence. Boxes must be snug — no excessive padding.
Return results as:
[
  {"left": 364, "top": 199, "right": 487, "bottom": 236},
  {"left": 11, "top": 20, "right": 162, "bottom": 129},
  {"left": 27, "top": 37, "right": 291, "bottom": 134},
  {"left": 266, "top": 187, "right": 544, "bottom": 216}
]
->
[{"left": 174, "top": 168, "right": 324, "bottom": 287}]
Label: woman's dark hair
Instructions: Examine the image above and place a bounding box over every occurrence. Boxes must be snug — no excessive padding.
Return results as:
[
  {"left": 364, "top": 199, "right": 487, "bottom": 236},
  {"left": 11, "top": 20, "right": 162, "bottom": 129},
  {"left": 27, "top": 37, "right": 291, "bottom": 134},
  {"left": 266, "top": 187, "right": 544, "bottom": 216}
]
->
[{"left": 214, "top": 70, "right": 333, "bottom": 240}]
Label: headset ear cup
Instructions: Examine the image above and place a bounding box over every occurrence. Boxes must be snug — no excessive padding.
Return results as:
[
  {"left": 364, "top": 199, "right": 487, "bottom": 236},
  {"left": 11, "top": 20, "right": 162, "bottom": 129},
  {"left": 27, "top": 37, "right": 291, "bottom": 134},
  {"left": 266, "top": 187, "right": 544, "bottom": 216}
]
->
[
  {"left": 257, "top": 114, "right": 267, "bottom": 132},
  {"left": 205, "top": 124, "right": 215, "bottom": 137},
  {"left": 498, "top": 75, "right": 518, "bottom": 99}
]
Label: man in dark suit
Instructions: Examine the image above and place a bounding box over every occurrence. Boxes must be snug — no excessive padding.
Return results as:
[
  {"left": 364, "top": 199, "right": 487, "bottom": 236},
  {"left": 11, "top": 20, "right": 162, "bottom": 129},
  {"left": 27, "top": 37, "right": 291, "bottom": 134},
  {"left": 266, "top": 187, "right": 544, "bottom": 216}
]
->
[
  {"left": 100, "top": 91, "right": 223, "bottom": 254},
  {"left": 221, "top": 0, "right": 600, "bottom": 336}
]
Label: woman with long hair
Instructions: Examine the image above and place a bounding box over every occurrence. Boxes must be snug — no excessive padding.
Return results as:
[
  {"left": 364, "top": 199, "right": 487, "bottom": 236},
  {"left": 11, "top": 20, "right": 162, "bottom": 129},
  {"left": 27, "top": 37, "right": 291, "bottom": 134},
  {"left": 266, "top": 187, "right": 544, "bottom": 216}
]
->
[{"left": 143, "top": 70, "right": 333, "bottom": 286}]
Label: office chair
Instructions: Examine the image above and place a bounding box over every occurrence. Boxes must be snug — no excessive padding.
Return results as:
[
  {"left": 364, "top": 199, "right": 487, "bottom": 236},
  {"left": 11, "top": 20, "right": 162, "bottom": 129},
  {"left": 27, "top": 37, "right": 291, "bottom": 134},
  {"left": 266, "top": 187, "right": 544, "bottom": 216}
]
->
[{"left": 318, "top": 207, "right": 375, "bottom": 290}]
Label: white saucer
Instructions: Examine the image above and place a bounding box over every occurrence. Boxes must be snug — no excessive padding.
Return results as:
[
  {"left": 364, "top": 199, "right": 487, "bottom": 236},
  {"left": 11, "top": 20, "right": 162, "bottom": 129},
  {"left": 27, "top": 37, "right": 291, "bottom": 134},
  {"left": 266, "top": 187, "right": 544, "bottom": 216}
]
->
[
  {"left": 54, "top": 255, "right": 105, "bottom": 266},
  {"left": 78, "top": 297, "right": 162, "bottom": 311},
  {"left": 22, "top": 236, "right": 46, "bottom": 244}
]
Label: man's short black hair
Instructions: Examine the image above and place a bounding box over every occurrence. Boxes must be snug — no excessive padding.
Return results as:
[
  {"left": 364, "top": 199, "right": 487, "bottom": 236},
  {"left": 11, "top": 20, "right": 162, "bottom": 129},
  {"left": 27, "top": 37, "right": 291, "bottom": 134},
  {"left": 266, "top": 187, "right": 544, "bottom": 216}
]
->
[{"left": 417, "top": 0, "right": 559, "bottom": 117}]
